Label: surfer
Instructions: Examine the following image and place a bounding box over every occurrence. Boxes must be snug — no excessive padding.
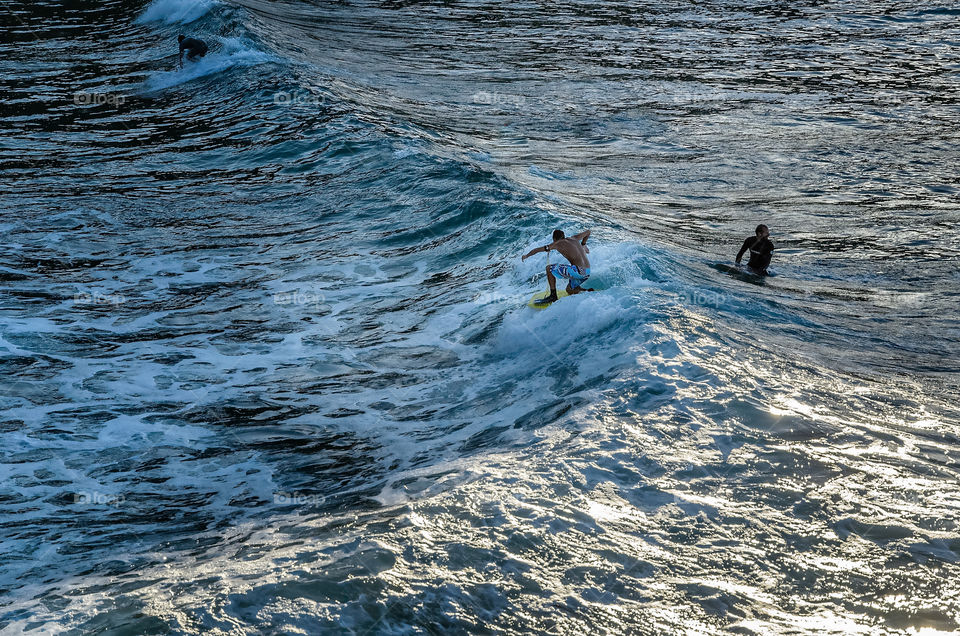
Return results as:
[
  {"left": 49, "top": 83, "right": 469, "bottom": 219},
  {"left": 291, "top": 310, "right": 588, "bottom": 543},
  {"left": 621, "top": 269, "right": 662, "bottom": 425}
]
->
[
  {"left": 736, "top": 224, "right": 774, "bottom": 275},
  {"left": 178, "top": 35, "right": 209, "bottom": 68},
  {"left": 522, "top": 229, "right": 594, "bottom": 304}
]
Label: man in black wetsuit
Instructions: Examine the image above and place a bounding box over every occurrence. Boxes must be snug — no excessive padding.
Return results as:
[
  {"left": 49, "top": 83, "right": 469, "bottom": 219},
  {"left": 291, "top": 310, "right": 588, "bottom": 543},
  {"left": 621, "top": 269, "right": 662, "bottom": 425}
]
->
[
  {"left": 735, "top": 224, "right": 774, "bottom": 275},
  {"left": 178, "top": 34, "right": 208, "bottom": 68}
]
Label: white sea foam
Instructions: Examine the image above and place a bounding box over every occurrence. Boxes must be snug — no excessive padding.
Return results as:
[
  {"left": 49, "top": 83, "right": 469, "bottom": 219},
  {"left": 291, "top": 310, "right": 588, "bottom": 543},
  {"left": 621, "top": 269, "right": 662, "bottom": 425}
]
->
[{"left": 136, "top": 0, "right": 217, "bottom": 25}]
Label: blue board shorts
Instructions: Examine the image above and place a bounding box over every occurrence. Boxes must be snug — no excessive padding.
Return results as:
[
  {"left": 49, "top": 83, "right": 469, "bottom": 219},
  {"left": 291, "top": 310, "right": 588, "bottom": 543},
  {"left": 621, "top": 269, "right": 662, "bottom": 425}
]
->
[{"left": 549, "top": 264, "right": 590, "bottom": 290}]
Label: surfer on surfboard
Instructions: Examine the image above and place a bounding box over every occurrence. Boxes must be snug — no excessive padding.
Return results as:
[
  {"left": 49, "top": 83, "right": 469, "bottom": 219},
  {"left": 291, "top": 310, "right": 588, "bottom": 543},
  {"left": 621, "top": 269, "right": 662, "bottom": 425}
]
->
[
  {"left": 736, "top": 224, "right": 774, "bottom": 275},
  {"left": 178, "top": 34, "right": 209, "bottom": 68},
  {"left": 522, "top": 229, "right": 594, "bottom": 305}
]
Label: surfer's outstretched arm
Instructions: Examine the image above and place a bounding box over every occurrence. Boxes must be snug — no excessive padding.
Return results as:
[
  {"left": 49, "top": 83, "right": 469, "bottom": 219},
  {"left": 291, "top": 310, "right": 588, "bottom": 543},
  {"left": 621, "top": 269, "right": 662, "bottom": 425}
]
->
[{"left": 521, "top": 242, "right": 556, "bottom": 261}]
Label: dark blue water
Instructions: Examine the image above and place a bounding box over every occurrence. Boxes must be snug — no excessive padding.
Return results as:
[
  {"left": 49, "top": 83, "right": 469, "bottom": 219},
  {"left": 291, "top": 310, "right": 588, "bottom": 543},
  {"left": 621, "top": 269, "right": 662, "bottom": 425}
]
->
[{"left": 2, "top": 0, "right": 959, "bottom": 633}]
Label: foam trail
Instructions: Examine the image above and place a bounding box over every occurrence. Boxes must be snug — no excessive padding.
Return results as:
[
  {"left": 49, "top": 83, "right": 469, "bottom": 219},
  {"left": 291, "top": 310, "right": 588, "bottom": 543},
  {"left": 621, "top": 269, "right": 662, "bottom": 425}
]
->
[{"left": 136, "top": 0, "right": 218, "bottom": 25}]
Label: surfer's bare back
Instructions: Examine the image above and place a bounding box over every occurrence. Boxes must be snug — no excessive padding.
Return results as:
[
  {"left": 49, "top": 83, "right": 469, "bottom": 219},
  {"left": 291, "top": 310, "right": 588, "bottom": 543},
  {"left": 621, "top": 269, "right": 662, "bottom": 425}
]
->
[{"left": 522, "top": 229, "right": 594, "bottom": 304}]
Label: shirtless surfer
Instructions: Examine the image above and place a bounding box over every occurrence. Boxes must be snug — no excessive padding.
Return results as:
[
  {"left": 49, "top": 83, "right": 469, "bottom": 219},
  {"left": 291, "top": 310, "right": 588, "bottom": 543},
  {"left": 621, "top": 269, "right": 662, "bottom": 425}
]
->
[{"left": 522, "top": 229, "right": 594, "bottom": 305}]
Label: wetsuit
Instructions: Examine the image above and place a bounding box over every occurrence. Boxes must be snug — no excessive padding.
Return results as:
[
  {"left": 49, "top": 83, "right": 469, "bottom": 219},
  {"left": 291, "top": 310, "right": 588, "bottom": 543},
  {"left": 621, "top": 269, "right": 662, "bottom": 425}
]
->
[
  {"left": 736, "top": 236, "right": 774, "bottom": 274},
  {"left": 179, "top": 37, "right": 208, "bottom": 63}
]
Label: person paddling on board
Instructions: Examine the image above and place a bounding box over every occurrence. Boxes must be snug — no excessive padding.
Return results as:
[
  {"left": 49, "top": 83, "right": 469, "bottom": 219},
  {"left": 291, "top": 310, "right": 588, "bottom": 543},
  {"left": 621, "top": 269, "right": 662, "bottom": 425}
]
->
[
  {"left": 522, "top": 229, "right": 594, "bottom": 304},
  {"left": 736, "top": 224, "right": 774, "bottom": 275},
  {"left": 178, "top": 34, "right": 209, "bottom": 68}
]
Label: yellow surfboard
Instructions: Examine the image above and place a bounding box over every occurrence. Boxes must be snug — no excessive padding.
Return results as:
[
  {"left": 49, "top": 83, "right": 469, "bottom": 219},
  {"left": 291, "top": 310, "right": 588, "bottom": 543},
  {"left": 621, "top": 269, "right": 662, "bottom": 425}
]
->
[{"left": 527, "top": 288, "right": 571, "bottom": 309}]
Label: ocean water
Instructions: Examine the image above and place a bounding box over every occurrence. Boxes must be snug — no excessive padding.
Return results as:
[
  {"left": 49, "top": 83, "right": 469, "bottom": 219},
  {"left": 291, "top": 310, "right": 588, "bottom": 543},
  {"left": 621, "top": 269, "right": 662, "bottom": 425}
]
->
[{"left": 1, "top": 0, "right": 959, "bottom": 633}]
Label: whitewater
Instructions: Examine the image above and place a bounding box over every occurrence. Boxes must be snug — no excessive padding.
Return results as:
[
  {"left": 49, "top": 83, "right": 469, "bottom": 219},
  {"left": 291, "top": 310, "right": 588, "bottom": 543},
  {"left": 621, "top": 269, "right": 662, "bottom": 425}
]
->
[{"left": 1, "top": 0, "right": 959, "bottom": 633}]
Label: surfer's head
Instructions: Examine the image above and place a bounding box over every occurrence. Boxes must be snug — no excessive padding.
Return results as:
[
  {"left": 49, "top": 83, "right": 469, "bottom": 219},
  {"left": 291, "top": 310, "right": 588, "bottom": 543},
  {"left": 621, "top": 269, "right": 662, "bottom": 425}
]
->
[
  {"left": 553, "top": 229, "right": 565, "bottom": 241},
  {"left": 178, "top": 34, "right": 185, "bottom": 43},
  {"left": 755, "top": 224, "right": 769, "bottom": 237}
]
